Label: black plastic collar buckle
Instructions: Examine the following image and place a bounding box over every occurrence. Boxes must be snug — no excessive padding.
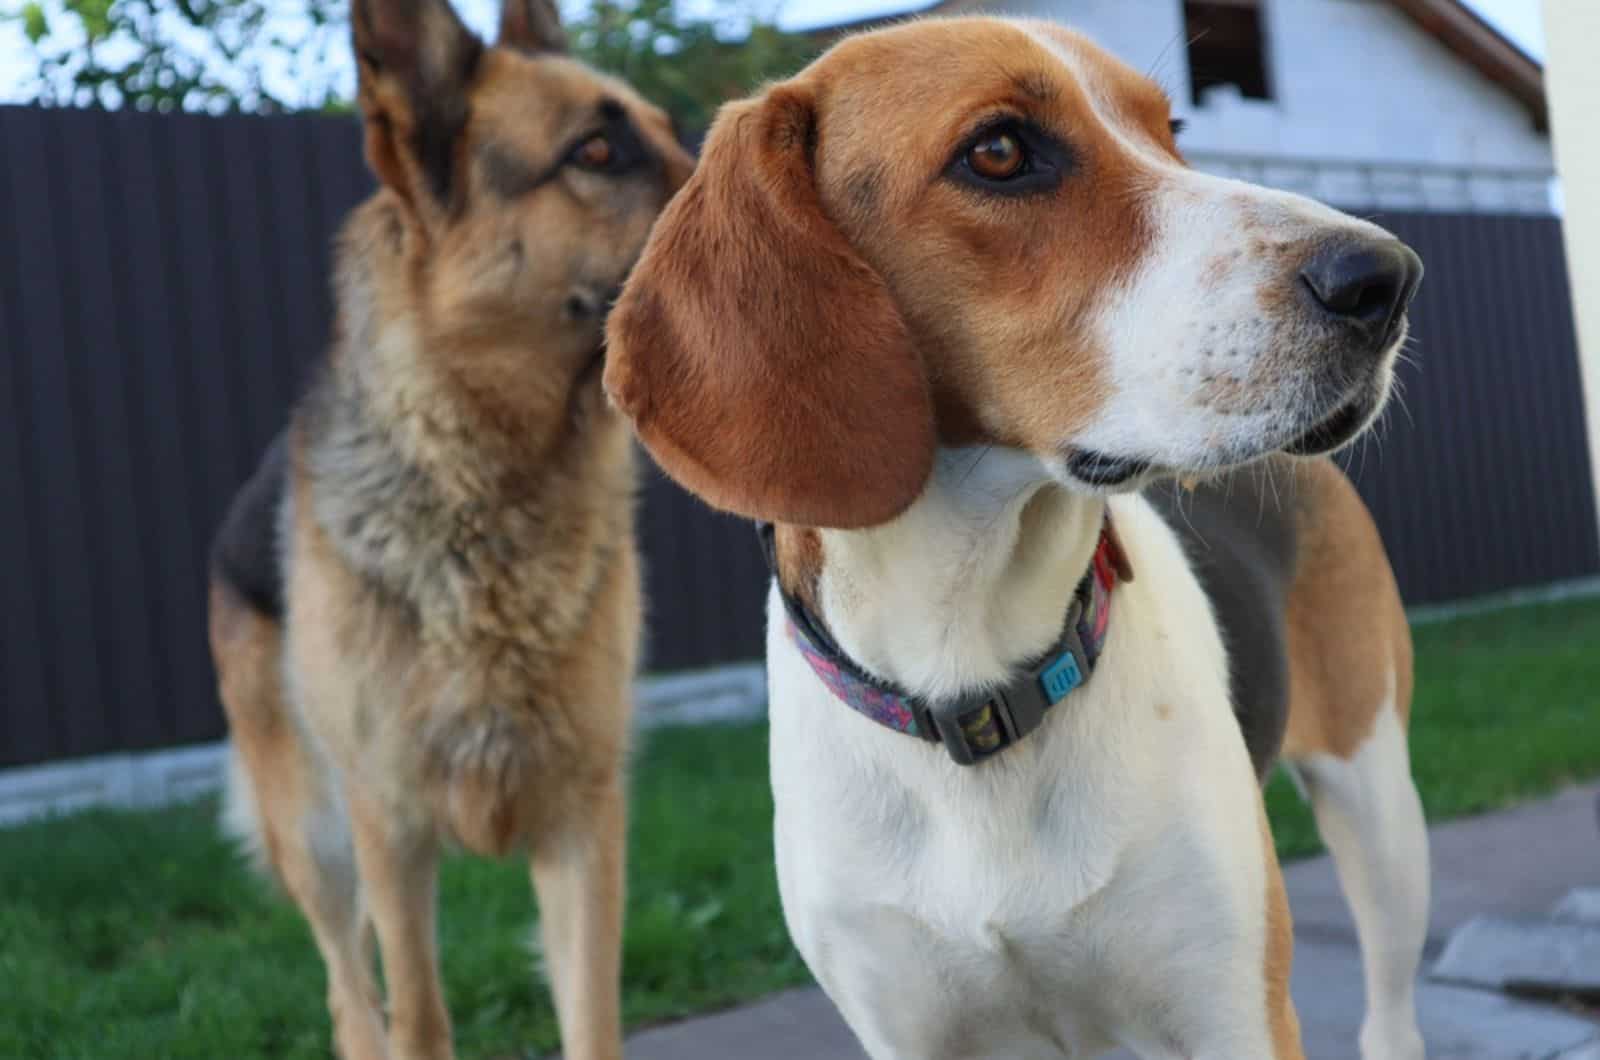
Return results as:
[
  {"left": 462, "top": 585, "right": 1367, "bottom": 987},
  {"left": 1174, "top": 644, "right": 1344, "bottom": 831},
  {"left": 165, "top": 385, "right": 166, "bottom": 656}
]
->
[
  {"left": 920, "top": 597, "right": 1089, "bottom": 767},
  {"left": 920, "top": 700, "right": 980, "bottom": 767},
  {"left": 921, "top": 681, "right": 1045, "bottom": 766}
]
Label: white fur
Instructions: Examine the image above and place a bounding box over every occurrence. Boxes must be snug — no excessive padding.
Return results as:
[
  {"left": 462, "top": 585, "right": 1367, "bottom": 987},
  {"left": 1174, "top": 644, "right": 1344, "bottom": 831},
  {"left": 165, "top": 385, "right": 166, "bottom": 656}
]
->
[
  {"left": 1294, "top": 701, "right": 1430, "bottom": 1060},
  {"left": 770, "top": 450, "right": 1285, "bottom": 1058},
  {"left": 221, "top": 744, "right": 271, "bottom": 877},
  {"left": 1082, "top": 172, "right": 1396, "bottom": 472},
  {"left": 1022, "top": 21, "right": 1407, "bottom": 486}
]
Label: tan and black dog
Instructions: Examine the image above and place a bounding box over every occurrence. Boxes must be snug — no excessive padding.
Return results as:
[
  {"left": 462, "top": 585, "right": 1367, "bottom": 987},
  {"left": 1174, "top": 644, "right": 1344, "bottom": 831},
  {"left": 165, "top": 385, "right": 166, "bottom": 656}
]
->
[{"left": 206, "top": 2, "right": 690, "bottom": 1057}]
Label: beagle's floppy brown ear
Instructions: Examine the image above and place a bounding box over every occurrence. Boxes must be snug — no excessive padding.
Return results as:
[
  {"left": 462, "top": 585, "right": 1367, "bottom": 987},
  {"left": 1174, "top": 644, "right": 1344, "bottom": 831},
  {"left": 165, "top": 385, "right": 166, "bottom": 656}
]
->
[
  {"left": 351, "top": 0, "right": 484, "bottom": 219},
  {"left": 499, "top": 0, "right": 567, "bottom": 53},
  {"left": 604, "top": 84, "right": 936, "bottom": 529}
]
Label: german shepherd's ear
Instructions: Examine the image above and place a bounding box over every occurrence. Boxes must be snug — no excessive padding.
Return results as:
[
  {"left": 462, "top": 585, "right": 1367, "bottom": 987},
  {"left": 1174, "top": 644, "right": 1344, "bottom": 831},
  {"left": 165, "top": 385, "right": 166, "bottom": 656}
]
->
[
  {"left": 604, "top": 83, "right": 936, "bottom": 530},
  {"left": 351, "top": 0, "right": 484, "bottom": 219},
  {"left": 499, "top": 0, "right": 567, "bottom": 54}
]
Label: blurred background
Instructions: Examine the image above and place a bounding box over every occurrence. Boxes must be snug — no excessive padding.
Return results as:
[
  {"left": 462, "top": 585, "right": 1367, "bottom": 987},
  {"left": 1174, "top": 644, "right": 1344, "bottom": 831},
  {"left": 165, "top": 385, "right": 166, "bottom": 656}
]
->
[
  {"left": 0, "top": 1, "right": 1595, "bottom": 1057},
  {"left": 0, "top": 0, "right": 1587, "bottom": 794}
]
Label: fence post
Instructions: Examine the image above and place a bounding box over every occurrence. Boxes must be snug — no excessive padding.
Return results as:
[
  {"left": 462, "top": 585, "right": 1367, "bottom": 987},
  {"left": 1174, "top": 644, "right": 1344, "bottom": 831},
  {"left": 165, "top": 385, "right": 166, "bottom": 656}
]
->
[{"left": 1545, "top": 0, "right": 1600, "bottom": 557}]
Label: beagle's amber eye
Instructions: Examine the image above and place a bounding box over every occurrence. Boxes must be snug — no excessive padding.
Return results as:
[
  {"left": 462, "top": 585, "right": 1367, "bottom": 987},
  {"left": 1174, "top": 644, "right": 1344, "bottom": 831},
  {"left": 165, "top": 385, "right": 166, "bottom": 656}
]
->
[
  {"left": 967, "top": 132, "right": 1026, "bottom": 180},
  {"left": 572, "top": 134, "right": 615, "bottom": 170}
]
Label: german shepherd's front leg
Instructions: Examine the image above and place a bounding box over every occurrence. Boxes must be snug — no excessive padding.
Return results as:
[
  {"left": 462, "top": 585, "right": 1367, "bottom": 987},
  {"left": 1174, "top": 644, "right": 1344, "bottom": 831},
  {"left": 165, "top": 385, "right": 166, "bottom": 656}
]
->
[
  {"left": 531, "top": 778, "right": 627, "bottom": 1060},
  {"left": 349, "top": 788, "right": 454, "bottom": 1060}
]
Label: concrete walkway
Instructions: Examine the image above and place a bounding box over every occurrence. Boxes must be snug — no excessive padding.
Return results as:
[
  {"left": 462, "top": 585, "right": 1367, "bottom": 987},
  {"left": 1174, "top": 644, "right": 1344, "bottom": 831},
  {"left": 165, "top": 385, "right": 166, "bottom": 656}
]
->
[{"left": 623, "top": 783, "right": 1600, "bottom": 1060}]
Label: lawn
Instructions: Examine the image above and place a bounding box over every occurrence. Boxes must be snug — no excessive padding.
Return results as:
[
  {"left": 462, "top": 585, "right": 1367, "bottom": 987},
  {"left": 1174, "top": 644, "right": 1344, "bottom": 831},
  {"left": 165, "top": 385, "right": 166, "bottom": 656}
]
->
[
  {"left": 1264, "top": 594, "right": 1600, "bottom": 858},
  {"left": 3, "top": 596, "right": 1599, "bottom": 1058}
]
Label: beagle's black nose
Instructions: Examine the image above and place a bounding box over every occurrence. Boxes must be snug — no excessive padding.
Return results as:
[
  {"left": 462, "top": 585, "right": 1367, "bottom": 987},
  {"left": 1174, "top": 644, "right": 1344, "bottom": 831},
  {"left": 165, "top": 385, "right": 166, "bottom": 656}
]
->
[{"left": 1299, "top": 239, "right": 1423, "bottom": 343}]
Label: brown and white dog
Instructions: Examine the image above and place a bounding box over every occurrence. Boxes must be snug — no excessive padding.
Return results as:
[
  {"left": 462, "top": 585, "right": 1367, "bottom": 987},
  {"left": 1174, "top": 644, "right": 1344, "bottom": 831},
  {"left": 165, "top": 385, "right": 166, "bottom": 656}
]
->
[
  {"left": 606, "top": 17, "right": 1429, "bottom": 1060},
  {"left": 206, "top": 2, "right": 690, "bottom": 1058}
]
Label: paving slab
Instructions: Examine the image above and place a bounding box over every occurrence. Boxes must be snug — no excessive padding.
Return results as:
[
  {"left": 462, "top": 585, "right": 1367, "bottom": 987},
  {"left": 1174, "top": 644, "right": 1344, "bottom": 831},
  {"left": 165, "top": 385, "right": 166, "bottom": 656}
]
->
[
  {"left": 1285, "top": 933, "right": 1598, "bottom": 1060},
  {"left": 1555, "top": 888, "right": 1600, "bottom": 925},
  {"left": 1400, "top": 984, "right": 1597, "bottom": 1060},
  {"left": 618, "top": 943, "right": 1600, "bottom": 1060},
  {"left": 615, "top": 783, "right": 1600, "bottom": 1059},
  {"left": 1433, "top": 917, "right": 1600, "bottom": 997},
  {"left": 1281, "top": 783, "right": 1600, "bottom": 953},
  {"left": 622, "top": 989, "right": 862, "bottom": 1060}
]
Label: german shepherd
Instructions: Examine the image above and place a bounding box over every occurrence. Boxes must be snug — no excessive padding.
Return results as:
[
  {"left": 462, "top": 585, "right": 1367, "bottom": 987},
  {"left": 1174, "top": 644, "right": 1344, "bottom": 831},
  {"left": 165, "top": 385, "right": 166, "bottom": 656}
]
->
[{"left": 206, "top": 1, "right": 691, "bottom": 1056}]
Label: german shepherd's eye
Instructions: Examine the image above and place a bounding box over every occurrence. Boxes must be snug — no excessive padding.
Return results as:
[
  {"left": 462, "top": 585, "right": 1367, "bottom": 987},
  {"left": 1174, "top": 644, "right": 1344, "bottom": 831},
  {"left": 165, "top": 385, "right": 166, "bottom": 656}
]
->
[
  {"left": 565, "top": 105, "right": 648, "bottom": 177},
  {"left": 570, "top": 134, "right": 616, "bottom": 171}
]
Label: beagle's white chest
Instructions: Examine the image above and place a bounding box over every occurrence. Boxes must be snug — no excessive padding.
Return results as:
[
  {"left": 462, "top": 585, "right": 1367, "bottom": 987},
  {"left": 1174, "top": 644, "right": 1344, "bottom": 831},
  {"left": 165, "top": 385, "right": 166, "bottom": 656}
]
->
[{"left": 763, "top": 502, "right": 1273, "bottom": 1058}]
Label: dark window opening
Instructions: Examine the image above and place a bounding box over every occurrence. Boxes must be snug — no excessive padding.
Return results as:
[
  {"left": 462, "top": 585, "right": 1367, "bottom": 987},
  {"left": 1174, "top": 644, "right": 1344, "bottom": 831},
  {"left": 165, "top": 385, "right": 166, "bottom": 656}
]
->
[{"left": 1185, "top": 0, "right": 1273, "bottom": 105}]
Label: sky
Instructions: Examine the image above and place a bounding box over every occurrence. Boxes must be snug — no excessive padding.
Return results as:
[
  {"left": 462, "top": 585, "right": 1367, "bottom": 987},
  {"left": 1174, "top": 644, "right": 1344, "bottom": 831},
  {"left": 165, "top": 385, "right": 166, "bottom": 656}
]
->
[
  {"left": 1456, "top": 0, "right": 1547, "bottom": 58},
  {"left": 0, "top": 0, "right": 1548, "bottom": 107}
]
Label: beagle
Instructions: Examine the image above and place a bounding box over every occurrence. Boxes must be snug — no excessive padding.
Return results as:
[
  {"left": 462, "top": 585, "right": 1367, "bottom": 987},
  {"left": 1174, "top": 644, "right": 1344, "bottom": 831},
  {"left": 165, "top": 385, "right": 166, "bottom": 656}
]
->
[{"left": 606, "top": 17, "right": 1430, "bottom": 1059}]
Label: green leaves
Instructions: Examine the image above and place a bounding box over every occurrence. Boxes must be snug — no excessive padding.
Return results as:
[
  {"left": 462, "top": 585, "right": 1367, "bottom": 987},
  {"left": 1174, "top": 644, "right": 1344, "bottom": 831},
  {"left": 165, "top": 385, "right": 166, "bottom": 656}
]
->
[
  {"left": 8, "top": 0, "right": 813, "bottom": 125},
  {"left": 69, "top": 0, "right": 115, "bottom": 41},
  {"left": 11, "top": 0, "right": 347, "bottom": 111},
  {"left": 20, "top": 2, "right": 49, "bottom": 44},
  {"left": 572, "top": 0, "right": 819, "bottom": 134}
]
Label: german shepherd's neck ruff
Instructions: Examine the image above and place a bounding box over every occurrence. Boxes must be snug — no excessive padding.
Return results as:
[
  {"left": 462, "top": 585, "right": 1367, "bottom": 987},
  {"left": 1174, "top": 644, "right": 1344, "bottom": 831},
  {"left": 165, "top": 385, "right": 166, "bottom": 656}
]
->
[
  {"left": 300, "top": 215, "right": 630, "bottom": 668},
  {"left": 207, "top": 2, "right": 691, "bottom": 1058}
]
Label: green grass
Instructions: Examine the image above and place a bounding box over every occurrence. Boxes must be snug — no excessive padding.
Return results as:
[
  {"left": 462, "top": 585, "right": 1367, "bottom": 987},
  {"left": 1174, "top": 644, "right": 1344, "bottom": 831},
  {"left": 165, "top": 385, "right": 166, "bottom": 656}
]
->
[
  {"left": 0, "top": 725, "right": 798, "bottom": 1060},
  {"left": 3, "top": 596, "right": 1600, "bottom": 1058},
  {"left": 1266, "top": 595, "right": 1600, "bottom": 859}
]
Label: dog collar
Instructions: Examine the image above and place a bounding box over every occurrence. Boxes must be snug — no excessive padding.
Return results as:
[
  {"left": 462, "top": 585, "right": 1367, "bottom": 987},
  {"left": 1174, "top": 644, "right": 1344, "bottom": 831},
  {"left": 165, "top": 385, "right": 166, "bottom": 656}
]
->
[{"left": 757, "top": 519, "right": 1125, "bottom": 766}]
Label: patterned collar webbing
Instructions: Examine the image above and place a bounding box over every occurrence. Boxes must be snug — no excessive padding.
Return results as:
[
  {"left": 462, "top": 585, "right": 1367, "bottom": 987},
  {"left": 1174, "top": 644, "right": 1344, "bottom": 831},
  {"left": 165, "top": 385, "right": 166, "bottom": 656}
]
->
[{"left": 757, "top": 520, "right": 1122, "bottom": 766}]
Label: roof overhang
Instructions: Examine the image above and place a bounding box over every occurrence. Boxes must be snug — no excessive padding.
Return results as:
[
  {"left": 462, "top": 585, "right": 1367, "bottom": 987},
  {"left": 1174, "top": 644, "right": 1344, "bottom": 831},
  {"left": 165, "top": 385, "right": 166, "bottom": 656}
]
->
[{"left": 1385, "top": 0, "right": 1547, "bottom": 131}]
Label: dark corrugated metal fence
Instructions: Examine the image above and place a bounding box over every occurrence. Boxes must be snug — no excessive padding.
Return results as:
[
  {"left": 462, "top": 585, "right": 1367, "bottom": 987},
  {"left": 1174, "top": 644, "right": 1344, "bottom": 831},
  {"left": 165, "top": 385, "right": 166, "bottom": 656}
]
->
[
  {"left": 1345, "top": 212, "right": 1598, "bottom": 604},
  {"left": 0, "top": 104, "right": 1593, "bottom": 767}
]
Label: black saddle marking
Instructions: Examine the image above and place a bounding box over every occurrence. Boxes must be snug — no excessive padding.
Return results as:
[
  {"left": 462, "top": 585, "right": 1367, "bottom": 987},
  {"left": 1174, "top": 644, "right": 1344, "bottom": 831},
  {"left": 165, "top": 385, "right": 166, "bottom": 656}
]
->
[
  {"left": 210, "top": 431, "right": 289, "bottom": 620},
  {"left": 1146, "top": 472, "right": 1298, "bottom": 781}
]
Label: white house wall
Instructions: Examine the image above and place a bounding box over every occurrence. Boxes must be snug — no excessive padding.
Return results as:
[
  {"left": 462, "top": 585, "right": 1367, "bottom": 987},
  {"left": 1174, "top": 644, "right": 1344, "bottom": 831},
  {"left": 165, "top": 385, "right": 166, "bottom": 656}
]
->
[
  {"left": 961, "top": 0, "right": 1554, "bottom": 212},
  {"left": 1544, "top": 0, "right": 1600, "bottom": 548}
]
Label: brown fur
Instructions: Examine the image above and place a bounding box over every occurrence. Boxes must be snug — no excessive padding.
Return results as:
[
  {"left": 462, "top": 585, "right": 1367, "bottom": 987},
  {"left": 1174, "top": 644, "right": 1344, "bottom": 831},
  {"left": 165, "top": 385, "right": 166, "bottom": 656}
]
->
[
  {"left": 212, "top": 577, "right": 390, "bottom": 1057},
  {"left": 1259, "top": 800, "right": 1306, "bottom": 1060},
  {"left": 775, "top": 525, "right": 826, "bottom": 614},
  {"left": 207, "top": 4, "right": 689, "bottom": 1058},
  {"left": 605, "top": 18, "right": 1174, "bottom": 529},
  {"left": 1282, "top": 458, "right": 1415, "bottom": 759},
  {"left": 604, "top": 83, "right": 935, "bottom": 529}
]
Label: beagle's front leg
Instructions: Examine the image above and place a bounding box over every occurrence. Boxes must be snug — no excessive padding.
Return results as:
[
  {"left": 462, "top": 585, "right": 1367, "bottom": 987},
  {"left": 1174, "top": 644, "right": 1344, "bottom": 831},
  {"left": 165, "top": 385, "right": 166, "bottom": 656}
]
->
[
  {"left": 1244, "top": 806, "right": 1306, "bottom": 1060},
  {"left": 1116, "top": 802, "right": 1305, "bottom": 1060}
]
